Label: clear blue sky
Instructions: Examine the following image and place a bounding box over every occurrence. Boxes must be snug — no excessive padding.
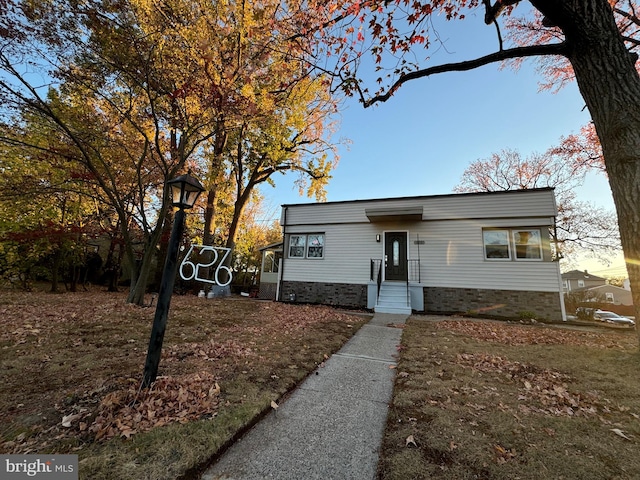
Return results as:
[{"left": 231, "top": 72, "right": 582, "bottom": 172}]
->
[{"left": 258, "top": 12, "right": 627, "bottom": 277}]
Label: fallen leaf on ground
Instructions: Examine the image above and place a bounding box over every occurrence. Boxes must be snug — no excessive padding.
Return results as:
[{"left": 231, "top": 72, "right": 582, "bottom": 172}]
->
[
  {"left": 435, "top": 320, "right": 630, "bottom": 349},
  {"left": 61, "top": 414, "right": 83, "bottom": 428},
  {"left": 494, "top": 444, "right": 516, "bottom": 463},
  {"left": 611, "top": 428, "right": 632, "bottom": 440},
  {"left": 406, "top": 434, "right": 417, "bottom": 447},
  {"left": 209, "top": 382, "right": 221, "bottom": 397}
]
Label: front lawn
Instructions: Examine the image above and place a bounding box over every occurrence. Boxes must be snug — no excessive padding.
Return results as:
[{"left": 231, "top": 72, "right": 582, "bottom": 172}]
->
[
  {"left": 378, "top": 317, "right": 640, "bottom": 479},
  {"left": 0, "top": 289, "right": 369, "bottom": 479}
]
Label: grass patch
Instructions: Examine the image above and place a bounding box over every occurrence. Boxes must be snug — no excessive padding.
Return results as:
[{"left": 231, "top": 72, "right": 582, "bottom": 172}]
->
[
  {"left": 0, "top": 288, "right": 369, "bottom": 479},
  {"left": 378, "top": 316, "right": 640, "bottom": 480}
]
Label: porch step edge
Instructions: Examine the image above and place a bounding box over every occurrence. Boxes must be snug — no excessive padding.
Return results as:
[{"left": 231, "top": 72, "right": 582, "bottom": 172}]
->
[{"left": 374, "top": 305, "right": 412, "bottom": 315}]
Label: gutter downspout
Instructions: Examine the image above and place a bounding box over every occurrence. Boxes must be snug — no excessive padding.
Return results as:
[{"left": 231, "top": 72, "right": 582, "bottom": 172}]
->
[
  {"left": 553, "top": 217, "right": 567, "bottom": 322},
  {"left": 276, "top": 206, "right": 287, "bottom": 302}
]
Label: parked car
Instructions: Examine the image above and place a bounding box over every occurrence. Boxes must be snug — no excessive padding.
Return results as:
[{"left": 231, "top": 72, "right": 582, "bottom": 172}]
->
[{"left": 593, "top": 310, "right": 636, "bottom": 327}]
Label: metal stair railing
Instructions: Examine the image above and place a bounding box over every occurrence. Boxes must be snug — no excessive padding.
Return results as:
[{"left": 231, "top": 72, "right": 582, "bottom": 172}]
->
[
  {"left": 370, "top": 259, "right": 383, "bottom": 304},
  {"left": 408, "top": 259, "right": 421, "bottom": 283},
  {"left": 406, "top": 260, "right": 421, "bottom": 311}
]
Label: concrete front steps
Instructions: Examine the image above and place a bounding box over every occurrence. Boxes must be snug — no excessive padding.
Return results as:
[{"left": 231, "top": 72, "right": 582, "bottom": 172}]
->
[{"left": 374, "top": 281, "right": 411, "bottom": 315}]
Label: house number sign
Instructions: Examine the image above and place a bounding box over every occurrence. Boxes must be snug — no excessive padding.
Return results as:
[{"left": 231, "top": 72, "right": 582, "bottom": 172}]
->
[{"left": 179, "top": 245, "right": 233, "bottom": 286}]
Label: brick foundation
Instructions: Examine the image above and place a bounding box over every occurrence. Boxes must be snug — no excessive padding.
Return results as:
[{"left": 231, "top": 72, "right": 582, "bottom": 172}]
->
[
  {"left": 280, "top": 281, "right": 368, "bottom": 308},
  {"left": 423, "top": 286, "right": 562, "bottom": 321},
  {"left": 279, "top": 281, "right": 563, "bottom": 321}
]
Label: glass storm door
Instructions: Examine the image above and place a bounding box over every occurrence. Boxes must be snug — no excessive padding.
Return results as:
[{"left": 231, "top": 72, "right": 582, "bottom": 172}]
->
[{"left": 384, "top": 232, "right": 408, "bottom": 281}]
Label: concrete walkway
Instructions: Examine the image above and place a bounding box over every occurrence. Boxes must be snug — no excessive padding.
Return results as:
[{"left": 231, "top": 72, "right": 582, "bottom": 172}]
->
[{"left": 201, "top": 313, "right": 408, "bottom": 480}]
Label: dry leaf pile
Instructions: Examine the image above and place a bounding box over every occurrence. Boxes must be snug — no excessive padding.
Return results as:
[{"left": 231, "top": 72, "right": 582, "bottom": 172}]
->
[
  {"left": 87, "top": 373, "right": 221, "bottom": 440},
  {"left": 167, "top": 339, "right": 255, "bottom": 362},
  {"left": 456, "top": 353, "right": 606, "bottom": 417},
  {"left": 435, "top": 319, "right": 634, "bottom": 348}
]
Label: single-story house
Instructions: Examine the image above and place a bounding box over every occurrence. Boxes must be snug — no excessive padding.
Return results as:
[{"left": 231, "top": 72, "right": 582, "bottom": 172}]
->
[{"left": 260, "top": 188, "right": 566, "bottom": 321}]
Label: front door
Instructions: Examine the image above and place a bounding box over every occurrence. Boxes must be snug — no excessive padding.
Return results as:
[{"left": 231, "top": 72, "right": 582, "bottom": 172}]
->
[{"left": 385, "top": 232, "right": 408, "bottom": 281}]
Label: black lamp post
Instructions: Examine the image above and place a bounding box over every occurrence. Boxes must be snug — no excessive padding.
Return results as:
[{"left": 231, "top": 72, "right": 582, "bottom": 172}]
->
[{"left": 142, "top": 173, "right": 204, "bottom": 387}]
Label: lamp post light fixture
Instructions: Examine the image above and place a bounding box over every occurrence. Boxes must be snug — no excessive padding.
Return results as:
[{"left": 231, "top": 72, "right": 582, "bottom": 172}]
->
[
  {"left": 168, "top": 173, "right": 206, "bottom": 210},
  {"left": 142, "top": 173, "right": 205, "bottom": 388}
]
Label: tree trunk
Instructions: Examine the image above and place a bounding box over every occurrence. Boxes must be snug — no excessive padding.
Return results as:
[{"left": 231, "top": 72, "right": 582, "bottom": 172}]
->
[
  {"left": 69, "top": 265, "right": 79, "bottom": 292},
  {"left": 203, "top": 186, "right": 218, "bottom": 247},
  {"left": 105, "top": 235, "right": 121, "bottom": 292},
  {"left": 223, "top": 184, "right": 253, "bottom": 280},
  {"left": 203, "top": 123, "right": 228, "bottom": 247},
  {"left": 49, "top": 248, "right": 62, "bottom": 293},
  {"left": 535, "top": 0, "right": 640, "bottom": 326},
  {"left": 127, "top": 235, "right": 162, "bottom": 306},
  {"left": 153, "top": 208, "right": 174, "bottom": 290}
]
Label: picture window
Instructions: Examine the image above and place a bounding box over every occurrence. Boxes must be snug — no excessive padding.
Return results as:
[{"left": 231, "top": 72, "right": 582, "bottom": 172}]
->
[{"left": 483, "top": 228, "right": 543, "bottom": 261}]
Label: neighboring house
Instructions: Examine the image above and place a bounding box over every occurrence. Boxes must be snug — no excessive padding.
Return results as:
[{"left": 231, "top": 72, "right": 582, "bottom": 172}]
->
[
  {"left": 561, "top": 270, "right": 606, "bottom": 293},
  {"left": 268, "top": 188, "right": 565, "bottom": 321},
  {"left": 575, "top": 284, "right": 633, "bottom": 306}
]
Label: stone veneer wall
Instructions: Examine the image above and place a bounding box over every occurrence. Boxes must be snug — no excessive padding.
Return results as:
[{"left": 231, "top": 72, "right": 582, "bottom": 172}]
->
[
  {"left": 280, "top": 281, "right": 367, "bottom": 308},
  {"left": 423, "top": 286, "right": 563, "bottom": 321}
]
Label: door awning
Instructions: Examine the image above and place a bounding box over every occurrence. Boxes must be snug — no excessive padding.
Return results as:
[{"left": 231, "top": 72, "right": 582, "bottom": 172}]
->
[{"left": 365, "top": 207, "right": 423, "bottom": 222}]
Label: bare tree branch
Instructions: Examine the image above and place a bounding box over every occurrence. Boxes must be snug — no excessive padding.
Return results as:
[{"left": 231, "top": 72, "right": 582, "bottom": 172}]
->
[
  {"left": 493, "top": 18, "right": 504, "bottom": 51},
  {"left": 362, "top": 43, "right": 567, "bottom": 107},
  {"left": 615, "top": 7, "right": 640, "bottom": 27}
]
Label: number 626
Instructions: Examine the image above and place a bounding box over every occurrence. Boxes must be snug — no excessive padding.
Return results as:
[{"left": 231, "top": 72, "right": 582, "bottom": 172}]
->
[{"left": 179, "top": 245, "right": 233, "bottom": 286}]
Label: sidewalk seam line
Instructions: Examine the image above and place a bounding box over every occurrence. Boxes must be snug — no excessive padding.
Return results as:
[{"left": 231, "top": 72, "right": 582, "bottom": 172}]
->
[{"left": 333, "top": 352, "right": 398, "bottom": 364}]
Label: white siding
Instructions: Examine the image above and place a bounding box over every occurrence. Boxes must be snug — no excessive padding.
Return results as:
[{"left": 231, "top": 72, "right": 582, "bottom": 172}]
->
[
  {"left": 281, "top": 189, "right": 557, "bottom": 226},
  {"left": 281, "top": 189, "right": 562, "bottom": 294},
  {"left": 408, "top": 220, "right": 561, "bottom": 292},
  {"left": 283, "top": 201, "right": 370, "bottom": 226},
  {"left": 421, "top": 190, "right": 556, "bottom": 220},
  {"left": 283, "top": 223, "right": 381, "bottom": 284}
]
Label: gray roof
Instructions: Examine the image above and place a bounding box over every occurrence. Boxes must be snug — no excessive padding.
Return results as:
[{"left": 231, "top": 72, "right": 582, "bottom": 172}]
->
[
  {"left": 561, "top": 270, "right": 606, "bottom": 281},
  {"left": 280, "top": 187, "right": 555, "bottom": 208},
  {"left": 258, "top": 241, "right": 283, "bottom": 251}
]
